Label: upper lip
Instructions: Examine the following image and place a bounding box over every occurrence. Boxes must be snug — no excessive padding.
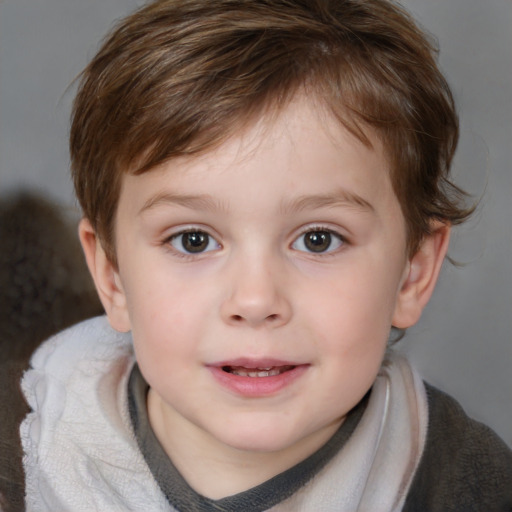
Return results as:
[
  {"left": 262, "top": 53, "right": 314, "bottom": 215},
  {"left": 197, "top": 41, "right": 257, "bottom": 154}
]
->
[{"left": 208, "top": 357, "right": 303, "bottom": 369}]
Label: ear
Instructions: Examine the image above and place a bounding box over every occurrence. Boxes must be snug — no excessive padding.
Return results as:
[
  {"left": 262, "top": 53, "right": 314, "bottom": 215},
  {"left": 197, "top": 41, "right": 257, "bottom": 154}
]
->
[
  {"left": 392, "top": 222, "right": 451, "bottom": 329},
  {"left": 78, "top": 218, "right": 131, "bottom": 332}
]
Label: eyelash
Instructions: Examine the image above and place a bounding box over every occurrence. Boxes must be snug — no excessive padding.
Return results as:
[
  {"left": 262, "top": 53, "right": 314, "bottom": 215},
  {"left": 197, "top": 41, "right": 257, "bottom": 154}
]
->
[
  {"left": 291, "top": 226, "right": 347, "bottom": 256},
  {"left": 164, "top": 229, "right": 221, "bottom": 259}
]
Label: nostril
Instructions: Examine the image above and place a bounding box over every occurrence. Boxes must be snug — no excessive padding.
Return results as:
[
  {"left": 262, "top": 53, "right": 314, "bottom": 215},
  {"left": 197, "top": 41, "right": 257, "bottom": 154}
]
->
[{"left": 229, "top": 313, "right": 279, "bottom": 323}]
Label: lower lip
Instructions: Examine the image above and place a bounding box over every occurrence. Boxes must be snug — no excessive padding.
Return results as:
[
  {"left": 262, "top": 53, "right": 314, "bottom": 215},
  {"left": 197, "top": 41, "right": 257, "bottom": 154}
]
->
[{"left": 208, "top": 365, "right": 309, "bottom": 397}]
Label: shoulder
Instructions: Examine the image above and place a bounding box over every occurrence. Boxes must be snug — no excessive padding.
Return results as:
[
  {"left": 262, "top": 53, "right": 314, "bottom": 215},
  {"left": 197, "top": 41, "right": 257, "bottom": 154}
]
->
[
  {"left": 19, "top": 318, "right": 158, "bottom": 510},
  {"left": 404, "top": 384, "right": 512, "bottom": 512},
  {"left": 21, "top": 316, "right": 134, "bottom": 423},
  {"left": 1, "top": 317, "right": 133, "bottom": 511}
]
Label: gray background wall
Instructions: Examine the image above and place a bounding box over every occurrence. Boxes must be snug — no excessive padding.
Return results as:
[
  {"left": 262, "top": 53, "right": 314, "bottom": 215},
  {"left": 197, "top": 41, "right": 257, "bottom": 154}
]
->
[{"left": 1, "top": 1, "right": 511, "bottom": 446}]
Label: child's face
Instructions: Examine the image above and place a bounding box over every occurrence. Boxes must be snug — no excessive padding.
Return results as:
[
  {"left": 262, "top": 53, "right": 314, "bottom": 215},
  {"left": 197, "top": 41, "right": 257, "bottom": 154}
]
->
[{"left": 110, "top": 98, "right": 413, "bottom": 459}]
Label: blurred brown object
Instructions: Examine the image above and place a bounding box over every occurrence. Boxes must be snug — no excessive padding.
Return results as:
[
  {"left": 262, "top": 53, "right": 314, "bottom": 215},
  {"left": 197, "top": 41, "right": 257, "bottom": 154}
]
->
[{"left": 0, "top": 192, "right": 103, "bottom": 511}]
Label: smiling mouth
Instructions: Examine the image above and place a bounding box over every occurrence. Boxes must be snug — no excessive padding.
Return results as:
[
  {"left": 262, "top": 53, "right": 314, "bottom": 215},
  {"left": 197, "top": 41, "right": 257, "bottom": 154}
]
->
[{"left": 221, "top": 365, "right": 296, "bottom": 377}]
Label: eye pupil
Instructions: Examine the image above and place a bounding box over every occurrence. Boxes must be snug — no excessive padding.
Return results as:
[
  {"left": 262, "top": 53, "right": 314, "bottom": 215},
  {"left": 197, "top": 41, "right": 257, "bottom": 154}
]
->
[
  {"left": 305, "top": 231, "right": 331, "bottom": 252},
  {"left": 182, "top": 232, "right": 208, "bottom": 253}
]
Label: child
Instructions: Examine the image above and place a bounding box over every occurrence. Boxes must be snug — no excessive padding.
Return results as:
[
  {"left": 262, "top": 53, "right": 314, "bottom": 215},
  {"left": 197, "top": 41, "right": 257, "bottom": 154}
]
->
[{"left": 15, "top": 0, "right": 512, "bottom": 510}]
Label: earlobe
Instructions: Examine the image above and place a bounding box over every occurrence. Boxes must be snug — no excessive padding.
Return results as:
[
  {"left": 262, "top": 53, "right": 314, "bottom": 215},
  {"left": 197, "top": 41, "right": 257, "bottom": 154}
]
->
[
  {"left": 392, "top": 222, "right": 451, "bottom": 329},
  {"left": 78, "top": 218, "right": 131, "bottom": 332}
]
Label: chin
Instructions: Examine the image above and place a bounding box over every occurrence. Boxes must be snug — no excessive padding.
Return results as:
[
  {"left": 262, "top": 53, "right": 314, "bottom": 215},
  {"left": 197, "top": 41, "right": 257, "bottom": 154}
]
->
[
  {"left": 212, "top": 420, "right": 308, "bottom": 454},
  {"left": 225, "top": 437, "right": 294, "bottom": 454}
]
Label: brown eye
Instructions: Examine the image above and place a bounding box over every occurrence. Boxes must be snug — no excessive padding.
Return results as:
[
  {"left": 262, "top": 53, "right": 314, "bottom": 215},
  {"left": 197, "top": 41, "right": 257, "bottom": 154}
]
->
[
  {"left": 170, "top": 231, "right": 219, "bottom": 254},
  {"left": 292, "top": 229, "right": 344, "bottom": 254},
  {"left": 304, "top": 231, "right": 331, "bottom": 252}
]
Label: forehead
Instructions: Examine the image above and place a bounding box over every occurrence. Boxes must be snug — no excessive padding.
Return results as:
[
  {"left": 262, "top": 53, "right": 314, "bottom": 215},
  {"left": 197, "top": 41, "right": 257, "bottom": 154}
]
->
[{"left": 118, "top": 97, "right": 399, "bottom": 223}]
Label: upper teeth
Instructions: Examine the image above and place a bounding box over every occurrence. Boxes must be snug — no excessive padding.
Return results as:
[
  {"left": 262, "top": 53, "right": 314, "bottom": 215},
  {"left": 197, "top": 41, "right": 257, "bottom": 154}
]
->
[{"left": 230, "top": 367, "right": 282, "bottom": 377}]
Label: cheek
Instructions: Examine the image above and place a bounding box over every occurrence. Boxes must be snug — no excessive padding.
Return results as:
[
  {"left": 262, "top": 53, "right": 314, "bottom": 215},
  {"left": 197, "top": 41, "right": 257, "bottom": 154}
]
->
[
  {"left": 123, "top": 277, "right": 205, "bottom": 362},
  {"left": 298, "top": 265, "right": 403, "bottom": 372},
  {"left": 308, "top": 271, "right": 398, "bottom": 331},
  {"left": 131, "top": 308, "right": 197, "bottom": 393},
  {"left": 126, "top": 263, "right": 212, "bottom": 323}
]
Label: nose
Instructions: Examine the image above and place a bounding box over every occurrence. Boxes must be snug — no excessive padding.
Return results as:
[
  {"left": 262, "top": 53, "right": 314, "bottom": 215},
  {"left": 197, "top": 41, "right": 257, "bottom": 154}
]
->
[{"left": 220, "top": 256, "right": 292, "bottom": 328}]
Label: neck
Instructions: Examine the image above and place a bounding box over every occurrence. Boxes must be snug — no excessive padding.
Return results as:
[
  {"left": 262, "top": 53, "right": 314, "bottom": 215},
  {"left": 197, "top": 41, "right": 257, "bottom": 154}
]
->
[{"left": 147, "top": 388, "right": 341, "bottom": 499}]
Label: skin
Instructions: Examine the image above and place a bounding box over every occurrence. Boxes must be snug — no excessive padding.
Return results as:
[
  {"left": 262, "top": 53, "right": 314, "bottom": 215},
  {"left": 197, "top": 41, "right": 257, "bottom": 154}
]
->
[{"left": 80, "top": 97, "right": 450, "bottom": 499}]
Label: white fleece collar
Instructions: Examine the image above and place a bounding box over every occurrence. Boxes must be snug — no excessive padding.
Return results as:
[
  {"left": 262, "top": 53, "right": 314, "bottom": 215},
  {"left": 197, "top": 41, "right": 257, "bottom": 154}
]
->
[{"left": 21, "top": 317, "right": 169, "bottom": 511}]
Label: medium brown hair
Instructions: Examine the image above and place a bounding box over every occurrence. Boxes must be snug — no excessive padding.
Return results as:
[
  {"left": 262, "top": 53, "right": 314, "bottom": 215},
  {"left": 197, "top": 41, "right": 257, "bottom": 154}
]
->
[{"left": 70, "top": 0, "right": 472, "bottom": 265}]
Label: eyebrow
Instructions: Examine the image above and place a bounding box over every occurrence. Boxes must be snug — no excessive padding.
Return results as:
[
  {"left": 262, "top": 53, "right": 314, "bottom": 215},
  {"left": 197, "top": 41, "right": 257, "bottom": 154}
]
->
[
  {"left": 138, "top": 189, "right": 374, "bottom": 216},
  {"left": 280, "top": 189, "right": 375, "bottom": 215},
  {"left": 138, "top": 193, "right": 227, "bottom": 215}
]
